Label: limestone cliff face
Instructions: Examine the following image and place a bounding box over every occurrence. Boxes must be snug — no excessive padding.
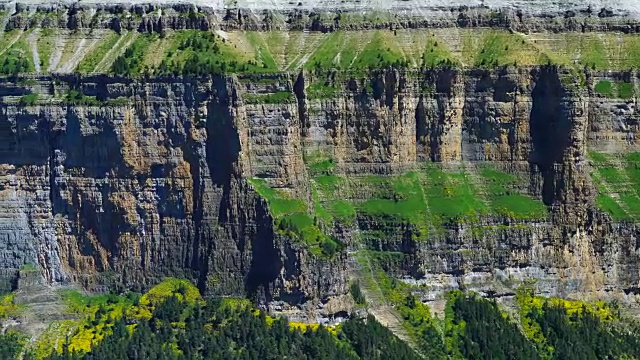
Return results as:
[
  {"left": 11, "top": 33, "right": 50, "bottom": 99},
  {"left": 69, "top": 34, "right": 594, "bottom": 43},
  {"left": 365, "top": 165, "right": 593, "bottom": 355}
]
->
[
  {"left": 0, "top": 75, "right": 344, "bottom": 311},
  {"left": 3, "top": 2, "right": 640, "bottom": 34},
  {"left": 1, "top": 66, "right": 640, "bottom": 313},
  {"left": 299, "top": 66, "right": 640, "bottom": 304}
]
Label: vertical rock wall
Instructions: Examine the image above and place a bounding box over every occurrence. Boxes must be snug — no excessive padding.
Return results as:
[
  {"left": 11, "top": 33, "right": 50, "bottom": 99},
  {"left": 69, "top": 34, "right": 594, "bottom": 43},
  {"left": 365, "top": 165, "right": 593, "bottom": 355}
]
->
[{"left": 0, "top": 67, "right": 639, "bottom": 309}]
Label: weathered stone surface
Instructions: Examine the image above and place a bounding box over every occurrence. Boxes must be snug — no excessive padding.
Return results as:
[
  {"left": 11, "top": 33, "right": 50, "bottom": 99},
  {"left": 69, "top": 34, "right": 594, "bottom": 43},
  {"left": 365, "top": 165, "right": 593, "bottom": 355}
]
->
[
  {"left": 0, "top": 74, "right": 345, "bottom": 312},
  {"left": 1, "top": 66, "right": 640, "bottom": 316},
  {"left": 300, "top": 66, "right": 640, "bottom": 306},
  {"left": 2, "top": 1, "right": 640, "bottom": 33}
]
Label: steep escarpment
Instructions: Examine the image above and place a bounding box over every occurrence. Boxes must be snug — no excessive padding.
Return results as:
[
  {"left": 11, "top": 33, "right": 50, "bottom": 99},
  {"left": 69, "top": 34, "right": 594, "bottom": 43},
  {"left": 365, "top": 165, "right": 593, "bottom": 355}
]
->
[
  {"left": 0, "top": 75, "right": 346, "bottom": 314},
  {"left": 254, "top": 65, "right": 640, "bottom": 305},
  {"left": 1, "top": 64, "right": 640, "bottom": 316},
  {"left": 302, "top": 67, "right": 627, "bottom": 303},
  {"left": 2, "top": 1, "right": 640, "bottom": 34}
]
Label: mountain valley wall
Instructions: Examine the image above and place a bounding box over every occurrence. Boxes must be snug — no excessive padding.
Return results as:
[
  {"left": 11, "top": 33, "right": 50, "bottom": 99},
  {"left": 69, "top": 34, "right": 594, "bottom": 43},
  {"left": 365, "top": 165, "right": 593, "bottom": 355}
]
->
[{"left": 1, "top": 67, "right": 639, "bottom": 315}]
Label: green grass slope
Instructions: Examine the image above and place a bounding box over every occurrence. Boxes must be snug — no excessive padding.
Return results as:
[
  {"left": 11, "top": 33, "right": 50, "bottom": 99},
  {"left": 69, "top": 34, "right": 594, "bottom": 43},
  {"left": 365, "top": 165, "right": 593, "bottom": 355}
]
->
[
  {"left": 14, "top": 28, "right": 640, "bottom": 75},
  {"left": 309, "top": 160, "right": 548, "bottom": 242}
]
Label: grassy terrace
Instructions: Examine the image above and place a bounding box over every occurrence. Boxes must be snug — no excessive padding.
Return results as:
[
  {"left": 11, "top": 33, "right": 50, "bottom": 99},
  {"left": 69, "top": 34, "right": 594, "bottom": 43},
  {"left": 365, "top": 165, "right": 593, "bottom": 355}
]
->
[
  {"left": 248, "top": 178, "right": 341, "bottom": 257},
  {"left": 525, "top": 32, "right": 640, "bottom": 70},
  {"left": 594, "top": 80, "right": 635, "bottom": 99},
  {"left": 6, "top": 28, "right": 640, "bottom": 75},
  {"left": 589, "top": 151, "right": 640, "bottom": 221},
  {"left": 462, "top": 30, "right": 550, "bottom": 67},
  {"left": 308, "top": 156, "right": 548, "bottom": 240},
  {"left": 478, "top": 166, "right": 547, "bottom": 220}
]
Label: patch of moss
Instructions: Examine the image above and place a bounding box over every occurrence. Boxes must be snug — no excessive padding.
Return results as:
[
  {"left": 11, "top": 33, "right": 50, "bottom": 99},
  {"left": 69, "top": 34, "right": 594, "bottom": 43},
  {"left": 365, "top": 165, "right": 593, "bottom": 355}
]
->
[
  {"left": 65, "top": 89, "right": 101, "bottom": 106},
  {"left": 243, "top": 91, "right": 293, "bottom": 104},
  {"left": 424, "top": 166, "right": 487, "bottom": 222},
  {"left": 596, "top": 194, "right": 629, "bottom": 221},
  {"left": 307, "top": 80, "right": 340, "bottom": 99},
  {"left": 307, "top": 158, "right": 336, "bottom": 175},
  {"left": 588, "top": 151, "right": 640, "bottom": 220},
  {"left": 249, "top": 178, "right": 339, "bottom": 257},
  {"left": 248, "top": 178, "right": 306, "bottom": 217},
  {"left": 312, "top": 188, "right": 333, "bottom": 225},
  {"left": 478, "top": 166, "right": 548, "bottom": 220},
  {"left": 490, "top": 194, "right": 547, "bottom": 220},
  {"left": 314, "top": 175, "right": 343, "bottom": 193},
  {"left": 618, "top": 81, "right": 634, "bottom": 99},
  {"left": 619, "top": 193, "right": 640, "bottom": 217},
  {"left": 598, "top": 166, "right": 624, "bottom": 184},
  {"left": 479, "top": 166, "right": 517, "bottom": 194},
  {"left": 19, "top": 263, "right": 38, "bottom": 272},
  {"left": 588, "top": 151, "right": 609, "bottom": 165},
  {"left": 327, "top": 200, "right": 356, "bottom": 223},
  {"left": 312, "top": 174, "right": 357, "bottom": 224},
  {"left": 104, "top": 97, "right": 129, "bottom": 106},
  {"left": 594, "top": 80, "right": 614, "bottom": 97},
  {"left": 19, "top": 93, "right": 39, "bottom": 105},
  {"left": 359, "top": 172, "right": 429, "bottom": 229},
  {"left": 624, "top": 152, "right": 640, "bottom": 195},
  {"left": 278, "top": 213, "right": 325, "bottom": 245}
]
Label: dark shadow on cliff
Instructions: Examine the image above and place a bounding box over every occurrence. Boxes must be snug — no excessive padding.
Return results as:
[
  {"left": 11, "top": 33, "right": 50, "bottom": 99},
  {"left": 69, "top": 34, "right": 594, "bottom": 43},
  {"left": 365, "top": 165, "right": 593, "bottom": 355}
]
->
[
  {"left": 57, "top": 107, "right": 129, "bottom": 177},
  {"left": 51, "top": 108, "right": 130, "bottom": 261},
  {"left": 415, "top": 68, "right": 460, "bottom": 162},
  {"left": 204, "top": 77, "right": 242, "bottom": 268},
  {"left": 245, "top": 197, "right": 283, "bottom": 304},
  {"left": 203, "top": 76, "right": 280, "bottom": 299},
  {"left": 0, "top": 112, "right": 18, "bottom": 162},
  {"left": 206, "top": 78, "right": 240, "bottom": 189},
  {"left": 0, "top": 107, "right": 50, "bottom": 165},
  {"left": 195, "top": 77, "right": 244, "bottom": 291},
  {"left": 530, "top": 66, "right": 572, "bottom": 206}
]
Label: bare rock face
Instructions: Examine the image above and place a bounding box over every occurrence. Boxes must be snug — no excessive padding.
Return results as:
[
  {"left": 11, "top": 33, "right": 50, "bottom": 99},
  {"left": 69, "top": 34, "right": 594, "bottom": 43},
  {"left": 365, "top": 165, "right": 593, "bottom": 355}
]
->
[
  {"left": 1, "top": 65, "right": 640, "bottom": 314},
  {"left": 0, "top": 74, "right": 345, "bottom": 309},
  {"left": 2, "top": 1, "right": 640, "bottom": 33}
]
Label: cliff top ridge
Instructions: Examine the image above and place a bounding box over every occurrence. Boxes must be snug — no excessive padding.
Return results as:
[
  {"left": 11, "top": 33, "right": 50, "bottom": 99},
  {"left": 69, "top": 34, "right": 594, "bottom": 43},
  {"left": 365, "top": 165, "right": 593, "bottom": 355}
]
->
[{"left": 0, "top": 0, "right": 638, "bottom": 17}]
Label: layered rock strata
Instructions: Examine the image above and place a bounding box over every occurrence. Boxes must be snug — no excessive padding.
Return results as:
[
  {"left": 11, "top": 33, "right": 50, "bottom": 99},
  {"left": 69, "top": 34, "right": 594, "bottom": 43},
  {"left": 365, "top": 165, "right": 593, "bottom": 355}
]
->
[
  {"left": 0, "top": 67, "right": 639, "bottom": 314},
  {"left": 1, "top": 1, "right": 640, "bottom": 34}
]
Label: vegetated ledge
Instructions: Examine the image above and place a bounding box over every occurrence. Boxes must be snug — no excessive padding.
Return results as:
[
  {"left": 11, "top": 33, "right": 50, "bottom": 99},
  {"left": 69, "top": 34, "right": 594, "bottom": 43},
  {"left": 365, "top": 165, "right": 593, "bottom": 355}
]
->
[
  {"left": 1, "top": 1, "right": 640, "bottom": 33},
  {"left": 0, "top": 64, "right": 633, "bottom": 106}
]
